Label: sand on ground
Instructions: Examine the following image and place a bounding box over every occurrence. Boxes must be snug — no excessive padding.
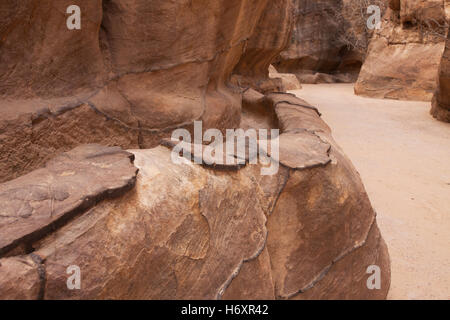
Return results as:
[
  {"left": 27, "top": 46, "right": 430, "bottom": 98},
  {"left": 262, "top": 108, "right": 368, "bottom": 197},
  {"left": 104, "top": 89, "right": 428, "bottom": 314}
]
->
[{"left": 291, "top": 84, "right": 450, "bottom": 300}]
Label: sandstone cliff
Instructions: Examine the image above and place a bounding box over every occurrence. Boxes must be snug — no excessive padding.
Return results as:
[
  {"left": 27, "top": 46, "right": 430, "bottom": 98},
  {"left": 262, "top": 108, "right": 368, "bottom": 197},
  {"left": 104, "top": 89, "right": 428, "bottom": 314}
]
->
[
  {"left": 274, "top": 0, "right": 384, "bottom": 84},
  {"left": 355, "top": 0, "right": 449, "bottom": 101},
  {"left": 0, "top": 0, "right": 391, "bottom": 299},
  {"left": 0, "top": 92, "right": 390, "bottom": 299},
  {"left": 431, "top": 26, "right": 450, "bottom": 122}
]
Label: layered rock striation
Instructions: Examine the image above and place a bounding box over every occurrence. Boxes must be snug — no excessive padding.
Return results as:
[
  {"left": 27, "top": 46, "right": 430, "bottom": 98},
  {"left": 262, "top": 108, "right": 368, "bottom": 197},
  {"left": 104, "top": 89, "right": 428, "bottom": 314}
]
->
[{"left": 0, "top": 92, "right": 390, "bottom": 299}]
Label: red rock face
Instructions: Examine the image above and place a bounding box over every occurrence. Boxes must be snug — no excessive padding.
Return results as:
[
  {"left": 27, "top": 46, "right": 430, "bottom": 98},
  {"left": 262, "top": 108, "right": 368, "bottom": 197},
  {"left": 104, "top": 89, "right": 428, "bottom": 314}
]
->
[
  {"left": 231, "top": 0, "right": 297, "bottom": 92},
  {"left": 431, "top": 26, "right": 450, "bottom": 122},
  {"left": 0, "top": 0, "right": 391, "bottom": 300},
  {"left": 0, "top": 1, "right": 105, "bottom": 99},
  {"left": 274, "top": 0, "right": 381, "bottom": 84},
  {"left": 0, "top": 0, "right": 295, "bottom": 183},
  {"left": 355, "top": 0, "right": 448, "bottom": 101},
  {"left": 0, "top": 92, "right": 391, "bottom": 300}
]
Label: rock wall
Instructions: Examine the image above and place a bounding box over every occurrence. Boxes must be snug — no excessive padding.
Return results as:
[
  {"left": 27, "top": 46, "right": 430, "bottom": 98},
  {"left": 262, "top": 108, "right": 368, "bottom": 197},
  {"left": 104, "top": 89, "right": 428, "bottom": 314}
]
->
[
  {"left": 0, "top": 0, "right": 391, "bottom": 300},
  {"left": 274, "top": 0, "right": 380, "bottom": 84},
  {"left": 231, "top": 0, "right": 297, "bottom": 92},
  {"left": 0, "top": 0, "right": 295, "bottom": 183},
  {"left": 355, "top": 0, "right": 448, "bottom": 101},
  {"left": 431, "top": 26, "right": 450, "bottom": 122},
  {"left": 0, "top": 92, "right": 390, "bottom": 299}
]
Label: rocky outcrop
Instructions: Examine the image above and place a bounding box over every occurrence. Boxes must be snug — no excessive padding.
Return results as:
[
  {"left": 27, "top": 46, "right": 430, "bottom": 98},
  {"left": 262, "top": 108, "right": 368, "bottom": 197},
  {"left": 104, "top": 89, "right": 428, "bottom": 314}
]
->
[
  {"left": 269, "top": 65, "right": 302, "bottom": 91},
  {"left": 0, "top": 92, "right": 390, "bottom": 299},
  {"left": 0, "top": 0, "right": 296, "bottom": 183},
  {"left": 230, "top": 0, "right": 297, "bottom": 93},
  {"left": 0, "top": 0, "right": 391, "bottom": 300},
  {"left": 355, "top": 0, "right": 448, "bottom": 101},
  {"left": 431, "top": 26, "right": 450, "bottom": 122},
  {"left": 0, "top": 145, "right": 138, "bottom": 258},
  {"left": 274, "top": 0, "right": 379, "bottom": 84}
]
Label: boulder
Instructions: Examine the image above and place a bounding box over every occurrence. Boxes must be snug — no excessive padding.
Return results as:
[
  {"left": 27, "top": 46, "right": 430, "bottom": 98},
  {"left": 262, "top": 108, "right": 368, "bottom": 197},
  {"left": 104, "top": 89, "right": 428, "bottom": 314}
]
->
[{"left": 269, "top": 65, "right": 302, "bottom": 90}]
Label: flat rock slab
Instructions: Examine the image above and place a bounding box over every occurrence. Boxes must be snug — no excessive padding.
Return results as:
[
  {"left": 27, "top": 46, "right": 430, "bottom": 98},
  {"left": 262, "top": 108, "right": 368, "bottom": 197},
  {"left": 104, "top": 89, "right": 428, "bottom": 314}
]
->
[
  {"left": 0, "top": 144, "right": 138, "bottom": 257},
  {"left": 261, "top": 131, "right": 331, "bottom": 170},
  {"left": 275, "top": 103, "right": 331, "bottom": 134}
]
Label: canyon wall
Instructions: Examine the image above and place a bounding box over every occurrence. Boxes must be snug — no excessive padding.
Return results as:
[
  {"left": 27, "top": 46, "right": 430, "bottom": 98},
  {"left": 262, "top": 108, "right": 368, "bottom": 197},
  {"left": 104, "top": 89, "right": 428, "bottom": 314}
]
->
[
  {"left": 355, "top": 0, "right": 448, "bottom": 101},
  {"left": 0, "top": 0, "right": 296, "bottom": 183},
  {"left": 431, "top": 26, "right": 450, "bottom": 122},
  {"left": 231, "top": 0, "right": 297, "bottom": 92},
  {"left": 0, "top": 0, "right": 391, "bottom": 299},
  {"left": 0, "top": 93, "right": 391, "bottom": 300},
  {"left": 274, "top": 0, "right": 382, "bottom": 84}
]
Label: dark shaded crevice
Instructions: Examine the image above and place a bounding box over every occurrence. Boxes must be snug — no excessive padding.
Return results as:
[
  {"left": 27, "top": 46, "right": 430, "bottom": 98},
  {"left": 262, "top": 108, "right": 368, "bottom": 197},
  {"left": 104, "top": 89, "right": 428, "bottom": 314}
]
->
[
  {"left": 30, "top": 253, "right": 46, "bottom": 300},
  {"left": 267, "top": 168, "right": 290, "bottom": 216}
]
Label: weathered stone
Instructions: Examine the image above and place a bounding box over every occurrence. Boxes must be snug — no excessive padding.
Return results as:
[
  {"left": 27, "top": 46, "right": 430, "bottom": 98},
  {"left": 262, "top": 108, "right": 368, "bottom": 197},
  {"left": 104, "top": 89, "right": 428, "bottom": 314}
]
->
[
  {"left": 266, "top": 92, "right": 322, "bottom": 117},
  {"left": 289, "top": 220, "right": 391, "bottom": 299},
  {"left": 355, "top": 0, "right": 448, "bottom": 101},
  {"left": 0, "top": 145, "right": 138, "bottom": 257},
  {"left": 0, "top": 0, "right": 296, "bottom": 183},
  {"left": 231, "top": 0, "right": 297, "bottom": 93},
  {"left": 0, "top": 86, "right": 390, "bottom": 299},
  {"left": 241, "top": 89, "right": 279, "bottom": 133},
  {"left": 0, "top": 255, "right": 42, "bottom": 300},
  {"left": 30, "top": 147, "right": 269, "bottom": 299},
  {"left": 0, "top": 0, "right": 391, "bottom": 301},
  {"left": 160, "top": 139, "right": 245, "bottom": 171},
  {"left": 266, "top": 131, "right": 331, "bottom": 170},
  {"left": 274, "top": 0, "right": 375, "bottom": 84},
  {"left": 431, "top": 26, "right": 450, "bottom": 122},
  {"left": 269, "top": 65, "right": 302, "bottom": 90}
]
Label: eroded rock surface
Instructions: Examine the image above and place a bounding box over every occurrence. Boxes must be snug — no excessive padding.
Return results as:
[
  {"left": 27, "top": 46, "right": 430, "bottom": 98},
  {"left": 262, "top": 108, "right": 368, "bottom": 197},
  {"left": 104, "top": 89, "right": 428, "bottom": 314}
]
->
[
  {"left": 355, "top": 0, "right": 448, "bottom": 101},
  {"left": 231, "top": 0, "right": 297, "bottom": 93},
  {"left": 269, "top": 65, "right": 302, "bottom": 91},
  {"left": 0, "top": 92, "right": 390, "bottom": 300},
  {"left": 0, "top": 145, "right": 138, "bottom": 257},
  {"left": 0, "top": 0, "right": 296, "bottom": 183},
  {"left": 0, "top": 0, "right": 390, "bottom": 300},
  {"left": 274, "top": 0, "right": 378, "bottom": 84},
  {"left": 431, "top": 26, "right": 450, "bottom": 122}
]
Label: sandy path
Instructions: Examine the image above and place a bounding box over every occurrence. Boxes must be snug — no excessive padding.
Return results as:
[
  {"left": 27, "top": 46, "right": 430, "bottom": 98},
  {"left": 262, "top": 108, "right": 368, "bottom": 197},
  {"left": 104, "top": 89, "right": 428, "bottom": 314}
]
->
[{"left": 291, "top": 84, "right": 450, "bottom": 300}]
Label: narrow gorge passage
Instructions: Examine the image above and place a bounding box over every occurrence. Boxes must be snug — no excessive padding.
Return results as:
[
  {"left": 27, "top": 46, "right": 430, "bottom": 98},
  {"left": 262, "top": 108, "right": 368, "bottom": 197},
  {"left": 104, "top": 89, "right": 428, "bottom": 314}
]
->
[{"left": 292, "top": 84, "right": 450, "bottom": 300}]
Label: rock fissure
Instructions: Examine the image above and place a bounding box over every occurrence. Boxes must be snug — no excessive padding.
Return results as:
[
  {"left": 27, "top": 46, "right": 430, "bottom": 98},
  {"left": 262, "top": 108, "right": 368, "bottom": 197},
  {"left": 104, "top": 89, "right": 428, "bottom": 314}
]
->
[
  {"left": 282, "top": 214, "right": 377, "bottom": 299},
  {"left": 29, "top": 253, "right": 46, "bottom": 300}
]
